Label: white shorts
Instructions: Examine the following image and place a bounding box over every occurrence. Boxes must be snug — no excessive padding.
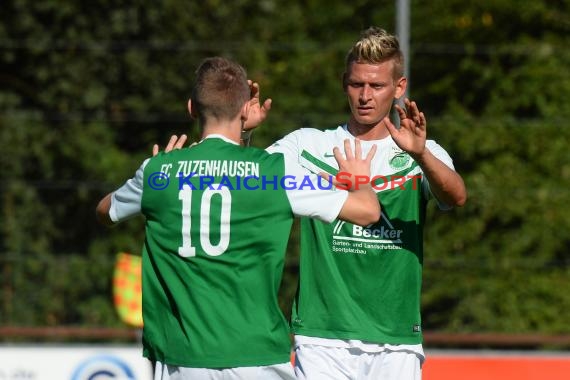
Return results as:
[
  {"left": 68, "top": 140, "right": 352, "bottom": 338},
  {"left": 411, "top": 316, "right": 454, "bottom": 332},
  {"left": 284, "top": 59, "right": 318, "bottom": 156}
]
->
[
  {"left": 154, "top": 361, "right": 296, "bottom": 380},
  {"left": 294, "top": 344, "right": 422, "bottom": 380}
]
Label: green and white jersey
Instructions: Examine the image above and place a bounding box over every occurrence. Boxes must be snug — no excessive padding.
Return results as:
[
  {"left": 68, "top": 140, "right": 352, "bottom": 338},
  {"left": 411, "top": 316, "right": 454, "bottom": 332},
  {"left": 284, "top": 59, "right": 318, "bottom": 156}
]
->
[
  {"left": 109, "top": 135, "right": 348, "bottom": 368},
  {"left": 267, "top": 125, "right": 455, "bottom": 347}
]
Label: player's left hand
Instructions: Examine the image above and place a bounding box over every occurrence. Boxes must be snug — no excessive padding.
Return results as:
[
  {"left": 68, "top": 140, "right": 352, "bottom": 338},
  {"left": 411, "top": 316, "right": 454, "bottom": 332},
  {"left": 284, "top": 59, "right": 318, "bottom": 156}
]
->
[
  {"left": 385, "top": 98, "right": 427, "bottom": 158},
  {"left": 152, "top": 134, "right": 188, "bottom": 156},
  {"left": 243, "top": 80, "right": 272, "bottom": 131}
]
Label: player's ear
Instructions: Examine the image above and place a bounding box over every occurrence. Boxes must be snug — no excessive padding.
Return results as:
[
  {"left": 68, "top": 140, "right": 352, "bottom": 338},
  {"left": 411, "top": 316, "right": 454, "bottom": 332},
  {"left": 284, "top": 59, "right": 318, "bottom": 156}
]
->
[
  {"left": 394, "top": 76, "right": 407, "bottom": 99},
  {"left": 188, "top": 99, "right": 197, "bottom": 119}
]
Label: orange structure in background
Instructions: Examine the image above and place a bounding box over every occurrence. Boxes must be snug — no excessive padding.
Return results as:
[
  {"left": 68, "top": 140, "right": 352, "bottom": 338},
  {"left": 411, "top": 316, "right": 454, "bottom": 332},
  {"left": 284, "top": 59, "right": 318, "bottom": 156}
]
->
[
  {"left": 423, "top": 352, "right": 570, "bottom": 380},
  {"left": 113, "top": 252, "right": 143, "bottom": 328},
  {"left": 289, "top": 351, "right": 570, "bottom": 379}
]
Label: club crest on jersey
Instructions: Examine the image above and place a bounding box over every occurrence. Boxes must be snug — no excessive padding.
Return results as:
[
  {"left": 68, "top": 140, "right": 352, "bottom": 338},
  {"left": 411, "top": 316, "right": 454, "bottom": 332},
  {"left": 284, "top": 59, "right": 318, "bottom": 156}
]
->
[{"left": 389, "top": 151, "right": 411, "bottom": 170}]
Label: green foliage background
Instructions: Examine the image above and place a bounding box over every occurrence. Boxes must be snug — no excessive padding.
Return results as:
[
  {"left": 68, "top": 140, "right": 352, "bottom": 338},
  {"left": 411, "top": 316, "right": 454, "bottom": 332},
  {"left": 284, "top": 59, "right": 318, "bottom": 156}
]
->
[{"left": 1, "top": 0, "right": 569, "bottom": 341}]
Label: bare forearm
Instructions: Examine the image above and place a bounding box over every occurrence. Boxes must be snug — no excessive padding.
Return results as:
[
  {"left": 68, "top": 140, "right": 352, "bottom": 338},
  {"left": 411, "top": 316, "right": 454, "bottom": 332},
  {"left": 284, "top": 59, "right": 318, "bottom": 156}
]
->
[
  {"left": 338, "top": 185, "right": 381, "bottom": 226},
  {"left": 413, "top": 149, "right": 467, "bottom": 207}
]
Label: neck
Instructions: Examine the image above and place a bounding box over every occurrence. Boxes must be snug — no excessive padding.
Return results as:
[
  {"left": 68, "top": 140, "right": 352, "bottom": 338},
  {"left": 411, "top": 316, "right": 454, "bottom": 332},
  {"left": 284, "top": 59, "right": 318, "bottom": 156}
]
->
[
  {"left": 347, "top": 118, "right": 390, "bottom": 141},
  {"left": 200, "top": 119, "right": 242, "bottom": 144}
]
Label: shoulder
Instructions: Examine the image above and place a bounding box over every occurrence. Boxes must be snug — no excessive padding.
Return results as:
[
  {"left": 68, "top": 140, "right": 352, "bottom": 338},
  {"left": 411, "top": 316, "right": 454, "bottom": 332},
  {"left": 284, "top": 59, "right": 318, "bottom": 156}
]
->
[
  {"left": 276, "top": 127, "right": 323, "bottom": 142},
  {"left": 270, "top": 126, "right": 343, "bottom": 149},
  {"left": 241, "top": 145, "right": 286, "bottom": 165},
  {"left": 142, "top": 149, "right": 181, "bottom": 172},
  {"left": 280, "top": 126, "right": 341, "bottom": 140}
]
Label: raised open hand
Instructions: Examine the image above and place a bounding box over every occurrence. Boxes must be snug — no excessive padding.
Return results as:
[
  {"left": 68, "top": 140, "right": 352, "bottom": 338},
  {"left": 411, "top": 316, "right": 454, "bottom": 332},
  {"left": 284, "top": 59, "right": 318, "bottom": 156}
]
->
[
  {"left": 243, "top": 80, "right": 272, "bottom": 131},
  {"left": 385, "top": 98, "right": 426, "bottom": 158}
]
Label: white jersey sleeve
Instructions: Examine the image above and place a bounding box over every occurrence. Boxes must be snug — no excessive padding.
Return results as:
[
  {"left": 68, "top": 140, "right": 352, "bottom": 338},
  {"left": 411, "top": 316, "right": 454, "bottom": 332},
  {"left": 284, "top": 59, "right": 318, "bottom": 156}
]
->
[
  {"left": 268, "top": 130, "right": 347, "bottom": 223},
  {"left": 282, "top": 157, "right": 348, "bottom": 223},
  {"left": 266, "top": 129, "right": 302, "bottom": 161},
  {"left": 423, "top": 140, "right": 455, "bottom": 210},
  {"left": 109, "top": 159, "right": 149, "bottom": 222}
]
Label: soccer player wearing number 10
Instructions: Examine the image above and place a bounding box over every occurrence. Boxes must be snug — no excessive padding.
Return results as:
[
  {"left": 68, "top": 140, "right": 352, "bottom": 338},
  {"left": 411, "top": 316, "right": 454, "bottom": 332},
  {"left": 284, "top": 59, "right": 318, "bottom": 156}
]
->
[{"left": 96, "top": 57, "right": 380, "bottom": 380}]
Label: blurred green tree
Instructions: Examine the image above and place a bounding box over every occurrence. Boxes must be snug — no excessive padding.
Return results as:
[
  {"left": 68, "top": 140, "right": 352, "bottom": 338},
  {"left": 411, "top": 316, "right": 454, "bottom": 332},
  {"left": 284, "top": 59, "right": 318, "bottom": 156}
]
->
[{"left": 0, "top": 0, "right": 568, "bottom": 341}]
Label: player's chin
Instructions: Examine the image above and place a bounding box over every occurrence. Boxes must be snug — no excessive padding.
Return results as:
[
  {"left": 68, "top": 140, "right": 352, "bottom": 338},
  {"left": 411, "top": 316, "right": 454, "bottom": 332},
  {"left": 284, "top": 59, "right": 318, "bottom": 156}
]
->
[{"left": 354, "top": 115, "right": 383, "bottom": 128}]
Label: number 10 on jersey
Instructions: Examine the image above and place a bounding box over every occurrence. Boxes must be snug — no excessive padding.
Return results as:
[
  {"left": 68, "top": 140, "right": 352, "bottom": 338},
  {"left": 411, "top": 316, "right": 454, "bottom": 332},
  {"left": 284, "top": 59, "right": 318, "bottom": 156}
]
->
[{"left": 178, "top": 186, "right": 231, "bottom": 258}]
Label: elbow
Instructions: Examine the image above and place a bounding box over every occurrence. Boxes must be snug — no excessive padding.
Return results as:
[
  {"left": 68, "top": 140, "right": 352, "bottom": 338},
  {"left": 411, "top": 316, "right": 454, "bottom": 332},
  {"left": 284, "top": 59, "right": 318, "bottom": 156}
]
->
[
  {"left": 96, "top": 212, "right": 114, "bottom": 227},
  {"left": 443, "top": 181, "right": 467, "bottom": 208},
  {"left": 95, "top": 194, "right": 115, "bottom": 227},
  {"left": 454, "top": 188, "right": 468, "bottom": 207},
  {"left": 95, "top": 208, "right": 114, "bottom": 227},
  {"left": 454, "top": 178, "right": 468, "bottom": 207},
  {"left": 455, "top": 195, "right": 467, "bottom": 207},
  {"left": 442, "top": 193, "right": 466, "bottom": 209}
]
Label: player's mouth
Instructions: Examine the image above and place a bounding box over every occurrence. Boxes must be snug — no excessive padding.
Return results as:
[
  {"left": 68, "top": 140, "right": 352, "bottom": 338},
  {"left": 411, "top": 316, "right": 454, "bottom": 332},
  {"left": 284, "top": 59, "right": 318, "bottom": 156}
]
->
[{"left": 357, "top": 106, "right": 374, "bottom": 115}]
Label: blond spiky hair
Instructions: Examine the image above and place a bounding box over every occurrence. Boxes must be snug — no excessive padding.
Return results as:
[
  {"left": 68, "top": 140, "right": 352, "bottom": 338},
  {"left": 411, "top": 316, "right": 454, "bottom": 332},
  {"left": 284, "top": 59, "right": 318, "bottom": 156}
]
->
[{"left": 345, "top": 27, "right": 404, "bottom": 80}]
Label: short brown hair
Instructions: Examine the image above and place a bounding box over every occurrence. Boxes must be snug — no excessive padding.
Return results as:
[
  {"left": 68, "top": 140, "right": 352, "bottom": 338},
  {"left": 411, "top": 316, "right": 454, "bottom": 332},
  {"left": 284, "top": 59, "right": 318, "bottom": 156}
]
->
[{"left": 191, "top": 57, "right": 250, "bottom": 124}]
